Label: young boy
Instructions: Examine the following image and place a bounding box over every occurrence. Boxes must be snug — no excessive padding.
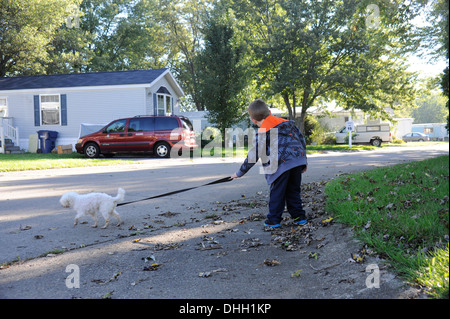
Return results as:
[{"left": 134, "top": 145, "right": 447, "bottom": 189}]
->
[{"left": 231, "top": 99, "right": 308, "bottom": 228}]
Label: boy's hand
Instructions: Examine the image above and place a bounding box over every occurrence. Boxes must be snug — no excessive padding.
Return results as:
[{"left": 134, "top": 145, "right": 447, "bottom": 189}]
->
[{"left": 231, "top": 173, "right": 239, "bottom": 179}]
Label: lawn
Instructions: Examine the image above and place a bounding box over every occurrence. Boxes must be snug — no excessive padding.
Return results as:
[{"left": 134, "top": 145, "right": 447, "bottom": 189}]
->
[
  {"left": 306, "top": 141, "right": 448, "bottom": 153},
  {"left": 325, "top": 155, "right": 449, "bottom": 298},
  {"left": 0, "top": 152, "right": 136, "bottom": 172},
  {"left": 0, "top": 141, "right": 446, "bottom": 172}
]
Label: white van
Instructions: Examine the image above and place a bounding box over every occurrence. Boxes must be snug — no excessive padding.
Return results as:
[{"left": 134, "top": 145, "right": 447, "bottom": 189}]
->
[{"left": 335, "top": 123, "right": 392, "bottom": 146}]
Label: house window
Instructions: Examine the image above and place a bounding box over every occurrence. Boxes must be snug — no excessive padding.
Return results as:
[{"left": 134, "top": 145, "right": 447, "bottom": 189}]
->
[
  {"left": 40, "top": 94, "right": 60, "bottom": 125},
  {"left": 155, "top": 86, "right": 172, "bottom": 116},
  {"left": 0, "top": 97, "right": 7, "bottom": 117},
  {"left": 424, "top": 128, "right": 434, "bottom": 134},
  {"left": 157, "top": 94, "right": 172, "bottom": 116}
]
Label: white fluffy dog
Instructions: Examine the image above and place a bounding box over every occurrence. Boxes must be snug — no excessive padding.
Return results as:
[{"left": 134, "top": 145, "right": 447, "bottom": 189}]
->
[{"left": 60, "top": 188, "right": 125, "bottom": 228}]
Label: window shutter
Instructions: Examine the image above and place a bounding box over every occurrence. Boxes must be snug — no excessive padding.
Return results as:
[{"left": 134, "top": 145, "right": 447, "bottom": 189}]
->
[
  {"left": 61, "top": 94, "right": 67, "bottom": 126},
  {"left": 34, "top": 95, "right": 40, "bottom": 126},
  {"left": 171, "top": 97, "right": 174, "bottom": 115},
  {"left": 153, "top": 93, "right": 157, "bottom": 115}
]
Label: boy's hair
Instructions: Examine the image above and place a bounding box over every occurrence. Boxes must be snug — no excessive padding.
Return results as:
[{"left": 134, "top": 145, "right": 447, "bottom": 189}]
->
[{"left": 248, "top": 98, "right": 270, "bottom": 121}]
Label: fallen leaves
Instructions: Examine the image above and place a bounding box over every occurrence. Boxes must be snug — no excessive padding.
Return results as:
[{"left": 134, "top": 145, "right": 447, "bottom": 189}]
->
[
  {"left": 321, "top": 217, "right": 333, "bottom": 226},
  {"left": 240, "top": 237, "right": 263, "bottom": 250},
  {"left": 92, "top": 272, "right": 122, "bottom": 285},
  {"left": 349, "top": 247, "right": 367, "bottom": 264},
  {"left": 198, "top": 268, "right": 228, "bottom": 278},
  {"left": 197, "top": 236, "right": 222, "bottom": 250},
  {"left": 263, "top": 258, "right": 281, "bottom": 266},
  {"left": 143, "top": 263, "right": 162, "bottom": 271}
]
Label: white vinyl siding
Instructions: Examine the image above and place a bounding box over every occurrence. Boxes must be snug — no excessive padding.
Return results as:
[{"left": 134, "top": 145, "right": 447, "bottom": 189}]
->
[{"left": 0, "top": 97, "right": 7, "bottom": 117}]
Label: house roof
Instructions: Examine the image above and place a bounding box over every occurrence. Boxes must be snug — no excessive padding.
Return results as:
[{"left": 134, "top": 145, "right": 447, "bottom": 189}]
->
[{"left": 0, "top": 69, "right": 184, "bottom": 96}]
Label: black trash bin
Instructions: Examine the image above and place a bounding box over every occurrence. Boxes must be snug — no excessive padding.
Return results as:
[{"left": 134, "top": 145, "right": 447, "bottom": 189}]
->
[{"left": 37, "top": 130, "right": 58, "bottom": 153}]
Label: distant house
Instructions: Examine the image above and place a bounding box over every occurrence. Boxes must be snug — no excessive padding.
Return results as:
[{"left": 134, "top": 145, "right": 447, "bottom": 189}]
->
[
  {"left": 412, "top": 123, "right": 449, "bottom": 141},
  {"left": 275, "top": 104, "right": 414, "bottom": 138},
  {"left": 0, "top": 69, "right": 184, "bottom": 153}
]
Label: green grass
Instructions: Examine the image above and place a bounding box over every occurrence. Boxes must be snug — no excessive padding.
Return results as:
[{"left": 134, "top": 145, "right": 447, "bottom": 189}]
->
[
  {"left": 1, "top": 141, "right": 447, "bottom": 172},
  {"left": 0, "top": 152, "right": 137, "bottom": 172},
  {"left": 325, "top": 155, "right": 449, "bottom": 298},
  {"left": 307, "top": 141, "right": 448, "bottom": 153}
]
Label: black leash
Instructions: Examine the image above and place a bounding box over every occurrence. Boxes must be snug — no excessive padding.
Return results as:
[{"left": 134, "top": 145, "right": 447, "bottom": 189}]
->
[{"left": 116, "top": 176, "right": 233, "bottom": 207}]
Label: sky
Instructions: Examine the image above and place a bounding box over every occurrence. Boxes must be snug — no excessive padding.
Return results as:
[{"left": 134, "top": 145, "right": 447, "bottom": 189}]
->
[
  {"left": 406, "top": 3, "right": 448, "bottom": 79},
  {"left": 407, "top": 54, "right": 447, "bottom": 79}
]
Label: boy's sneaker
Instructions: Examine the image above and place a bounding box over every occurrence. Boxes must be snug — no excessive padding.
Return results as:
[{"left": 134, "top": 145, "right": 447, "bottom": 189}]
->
[
  {"left": 264, "top": 219, "right": 281, "bottom": 228},
  {"left": 293, "top": 217, "right": 307, "bottom": 225}
]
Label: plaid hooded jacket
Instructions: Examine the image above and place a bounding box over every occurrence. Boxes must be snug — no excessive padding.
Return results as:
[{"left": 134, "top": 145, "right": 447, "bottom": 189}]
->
[{"left": 235, "top": 115, "right": 308, "bottom": 184}]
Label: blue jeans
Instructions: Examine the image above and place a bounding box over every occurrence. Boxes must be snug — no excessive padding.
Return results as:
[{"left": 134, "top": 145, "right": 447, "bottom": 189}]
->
[{"left": 267, "top": 165, "right": 306, "bottom": 223}]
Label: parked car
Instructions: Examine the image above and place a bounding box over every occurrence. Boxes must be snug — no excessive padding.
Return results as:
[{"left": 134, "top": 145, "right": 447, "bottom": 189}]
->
[
  {"left": 75, "top": 115, "right": 197, "bottom": 158},
  {"left": 335, "top": 123, "right": 392, "bottom": 146},
  {"left": 401, "top": 132, "right": 430, "bottom": 142}
]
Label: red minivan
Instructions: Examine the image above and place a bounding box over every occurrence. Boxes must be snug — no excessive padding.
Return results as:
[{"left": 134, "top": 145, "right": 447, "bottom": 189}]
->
[{"left": 75, "top": 115, "right": 197, "bottom": 158}]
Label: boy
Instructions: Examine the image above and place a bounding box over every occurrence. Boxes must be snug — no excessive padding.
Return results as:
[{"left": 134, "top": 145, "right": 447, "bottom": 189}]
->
[{"left": 231, "top": 99, "right": 308, "bottom": 228}]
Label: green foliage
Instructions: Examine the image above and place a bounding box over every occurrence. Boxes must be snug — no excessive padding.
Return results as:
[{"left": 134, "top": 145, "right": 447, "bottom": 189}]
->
[
  {"left": 325, "top": 155, "right": 449, "bottom": 298},
  {"left": 196, "top": 19, "right": 248, "bottom": 132},
  {"left": 413, "top": 93, "right": 449, "bottom": 124},
  {"left": 2, "top": 0, "right": 444, "bottom": 133},
  {"left": 0, "top": 0, "right": 82, "bottom": 76},
  {"left": 227, "top": 0, "right": 423, "bottom": 133}
]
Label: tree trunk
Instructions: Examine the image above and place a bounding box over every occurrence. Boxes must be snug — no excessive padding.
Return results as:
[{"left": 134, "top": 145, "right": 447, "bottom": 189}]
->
[{"left": 282, "top": 91, "right": 293, "bottom": 120}]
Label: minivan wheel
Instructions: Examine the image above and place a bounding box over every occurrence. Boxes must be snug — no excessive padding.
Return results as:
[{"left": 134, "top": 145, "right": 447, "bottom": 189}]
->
[
  {"left": 371, "top": 139, "right": 382, "bottom": 147},
  {"left": 84, "top": 142, "right": 100, "bottom": 158},
  {"left": 154, "top": 142, "right": 171, "bottom": 158}
]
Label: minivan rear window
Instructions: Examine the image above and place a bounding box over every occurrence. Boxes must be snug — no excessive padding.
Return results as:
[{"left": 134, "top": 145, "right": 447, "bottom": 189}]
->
[
  {"left": 129, "top": 118, "right": 155, "bottom": 132},
  {"left": 180, "top": 118, "right": 194, "bottom": 131},
  {"left": 155, "top": 117, "right": 178, "bottom": 131}
]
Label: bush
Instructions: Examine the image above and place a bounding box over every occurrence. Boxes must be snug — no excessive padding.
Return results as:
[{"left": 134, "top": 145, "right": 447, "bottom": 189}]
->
[
  {"left": 304, "top": 115, "right": 332, "bottom": 145},
  {"left": 322, "top": 134, "right": 336, "bottom": 145},
  {"left": 392, "top": 136, "right": 405, "bottom": 144}
]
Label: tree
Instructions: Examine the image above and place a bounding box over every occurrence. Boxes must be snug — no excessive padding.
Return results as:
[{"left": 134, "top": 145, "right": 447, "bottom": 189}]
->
[
  {"left": 0, "top": 0, "right": 81, "bottom": 76},
  {"left": 413, "top": 93, "right": 449, "bottom": 123},
  {"left": 79, "top": 0, "right": 167, "bottom": 72},
  {"left": 415, "top": 0, "right": 449, "bottom": 129},
  {"left": 158, "top": 0, "right": 212, "bottom": 111},
  {"left": 45, "top": 4, "right": 93, "bottom": 74},
  {"left": 228, "top": 0, "right": 424, "bottom": 134},
  {"left": 196, "top": 19, "right": 248, "bottom": 132}
]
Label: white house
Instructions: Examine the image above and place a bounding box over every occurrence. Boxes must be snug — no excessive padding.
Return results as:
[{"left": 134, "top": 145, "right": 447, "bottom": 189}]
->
[{"left": 0, "top": 69, "right": 184, "bottom": 153}]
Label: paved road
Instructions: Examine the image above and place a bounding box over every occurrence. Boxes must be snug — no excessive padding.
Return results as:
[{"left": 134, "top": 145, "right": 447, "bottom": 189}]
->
[{"left": 0, "top": 143, "right": 448, "bottom": 300}]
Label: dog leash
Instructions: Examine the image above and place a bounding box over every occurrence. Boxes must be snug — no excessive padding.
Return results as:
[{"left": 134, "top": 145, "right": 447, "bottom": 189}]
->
[{"left": 116, "top": 176, "right": 233, "bottom": 207}]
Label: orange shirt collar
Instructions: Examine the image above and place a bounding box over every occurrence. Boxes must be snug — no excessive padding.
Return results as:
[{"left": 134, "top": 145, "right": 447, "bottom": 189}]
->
[{"left": 258, "top": 115, "right": 288, "bottom": 133}]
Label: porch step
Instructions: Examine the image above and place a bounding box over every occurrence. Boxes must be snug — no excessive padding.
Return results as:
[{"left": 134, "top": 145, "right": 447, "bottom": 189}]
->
[
  {"left": 2, "top": 138, "right": 25, "bottom": 154},
  {"left": 6, "top": 145, "right": 20, "bottom": 151}
]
